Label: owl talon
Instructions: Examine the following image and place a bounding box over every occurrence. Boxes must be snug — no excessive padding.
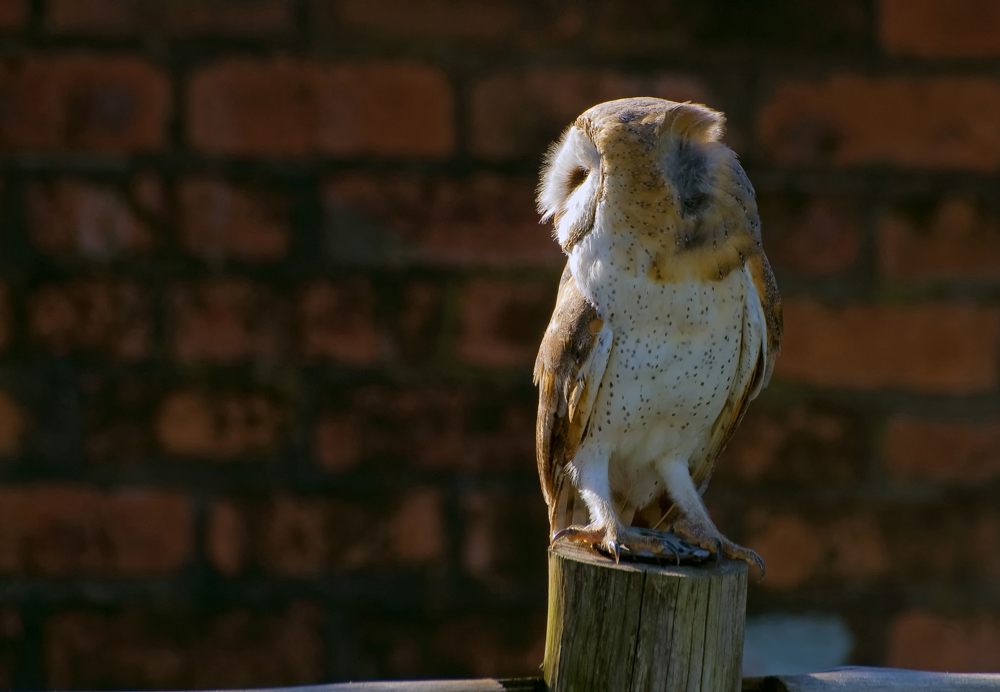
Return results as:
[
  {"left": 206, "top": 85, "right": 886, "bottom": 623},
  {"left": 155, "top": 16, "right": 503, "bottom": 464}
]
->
[
  {"left": 552, "top": 525, "right": 606, "bottom": 546},
  {"left": 660, "top": 539, "right": 679, "bottom": 564},
  {"left": 554, "top": 524, "right": 710, "bottom": 565},
  {"left": 607, "top": 539, "right": 621, "bottom": 564},
  {"left": 615, "top": 526, "right": 710, "bottom": 564},
  {"left": 672, "top": 519, "right": 765, "bottom": 580}
]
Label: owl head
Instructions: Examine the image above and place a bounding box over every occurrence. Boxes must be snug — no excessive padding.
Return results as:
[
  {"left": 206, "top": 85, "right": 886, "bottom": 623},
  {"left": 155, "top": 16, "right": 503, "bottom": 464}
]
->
[{"left": 537, "top": 97, "right": 728, "bottom": 253}]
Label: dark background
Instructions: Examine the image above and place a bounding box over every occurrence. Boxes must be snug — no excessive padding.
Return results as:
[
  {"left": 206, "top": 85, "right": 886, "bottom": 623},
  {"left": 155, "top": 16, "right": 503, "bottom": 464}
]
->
[{"left": 0, "top": 0, "right": 995, "bottom": 687}]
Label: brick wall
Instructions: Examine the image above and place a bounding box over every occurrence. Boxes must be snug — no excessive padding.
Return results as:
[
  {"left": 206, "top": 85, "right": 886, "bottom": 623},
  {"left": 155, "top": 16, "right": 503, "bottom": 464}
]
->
[{"left": 0, "top": 0, "right": 995, "bottom": 686}]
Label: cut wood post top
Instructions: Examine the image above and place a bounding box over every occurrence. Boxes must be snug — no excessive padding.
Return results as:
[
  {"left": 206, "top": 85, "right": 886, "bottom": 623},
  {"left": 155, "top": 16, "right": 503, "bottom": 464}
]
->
[
  {"left": 544, "top": 539, "right": 749, "bottom": 692},
  {"left": 547, "top": 538, "right": 750, "bottom": 576}
]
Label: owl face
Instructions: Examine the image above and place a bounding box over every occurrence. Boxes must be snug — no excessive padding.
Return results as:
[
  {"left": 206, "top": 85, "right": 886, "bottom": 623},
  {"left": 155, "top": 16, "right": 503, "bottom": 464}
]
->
[{"left": 537, "top": 97, "right": 726, "bottom": 253}]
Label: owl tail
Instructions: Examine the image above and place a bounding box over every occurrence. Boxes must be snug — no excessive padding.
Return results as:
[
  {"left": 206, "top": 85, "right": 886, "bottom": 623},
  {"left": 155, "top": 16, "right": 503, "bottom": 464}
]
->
[{"left": 550, "top": 481, "right": 589, "bottom": 538}]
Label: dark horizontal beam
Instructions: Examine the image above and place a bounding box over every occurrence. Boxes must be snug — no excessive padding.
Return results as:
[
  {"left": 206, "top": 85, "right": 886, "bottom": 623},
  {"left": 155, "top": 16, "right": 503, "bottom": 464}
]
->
[
  {"left": 144, "top": 668, "right": 1000, "bottom": 692},
  {"left": 743, "top": 667, "right": 1000, "bottom": 691},
  {"left": 248, "top": 680, "right": 543, "bottom": 692}
]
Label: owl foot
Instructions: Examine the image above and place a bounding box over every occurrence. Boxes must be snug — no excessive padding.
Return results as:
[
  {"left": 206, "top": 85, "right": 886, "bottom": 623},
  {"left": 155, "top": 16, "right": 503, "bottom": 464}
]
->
[
  {"left": 552, "top": 524, "right": 622, "bottom": 560},
  {"left": 672, "top": 516, "right": 765, "bottom": 579},
  {"left": 553, "top": 524, "right": 710, "bottom": 565}
]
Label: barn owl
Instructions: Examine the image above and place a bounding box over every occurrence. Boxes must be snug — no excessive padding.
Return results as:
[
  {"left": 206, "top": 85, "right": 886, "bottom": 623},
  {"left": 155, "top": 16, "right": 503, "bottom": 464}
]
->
[{"left": 533, "top": 97, "right": 781, "bottom": 574}]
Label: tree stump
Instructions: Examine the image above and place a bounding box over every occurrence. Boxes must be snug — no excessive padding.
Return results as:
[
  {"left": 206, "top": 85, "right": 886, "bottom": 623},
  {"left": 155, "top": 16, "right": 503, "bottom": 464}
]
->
[{"left": 543, "top": 540, "right": 747, "bottom": 692}]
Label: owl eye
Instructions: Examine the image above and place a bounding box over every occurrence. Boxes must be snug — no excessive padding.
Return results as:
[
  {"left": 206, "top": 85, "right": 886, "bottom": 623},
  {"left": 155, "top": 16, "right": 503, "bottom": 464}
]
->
[{"left": 566, "top": 166, "right": 588, "bottom": 190}]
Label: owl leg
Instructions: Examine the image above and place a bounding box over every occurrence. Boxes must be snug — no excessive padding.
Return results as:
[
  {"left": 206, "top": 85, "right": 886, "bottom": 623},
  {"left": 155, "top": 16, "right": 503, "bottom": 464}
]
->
[
  {"left": 554, "top": 450, "right": 709, "bottom": 564},
  {"left": 552, "top": 449, "right": 628, "bottom": 560},
  {"left": 659, "top": 458, "right": 765, "bottom": 578}
]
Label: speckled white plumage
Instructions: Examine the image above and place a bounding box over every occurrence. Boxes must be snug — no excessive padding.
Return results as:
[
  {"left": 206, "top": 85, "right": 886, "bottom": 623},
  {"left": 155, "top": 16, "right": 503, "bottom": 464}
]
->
[{"left": 569, "top": 223, "right": 762, "bottom": 517}]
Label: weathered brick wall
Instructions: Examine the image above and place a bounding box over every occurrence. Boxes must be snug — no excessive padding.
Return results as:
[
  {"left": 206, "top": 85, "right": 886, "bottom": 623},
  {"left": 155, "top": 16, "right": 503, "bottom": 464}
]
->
[{"left": 0, "top": 0, "right": 996, "bottom": 686}]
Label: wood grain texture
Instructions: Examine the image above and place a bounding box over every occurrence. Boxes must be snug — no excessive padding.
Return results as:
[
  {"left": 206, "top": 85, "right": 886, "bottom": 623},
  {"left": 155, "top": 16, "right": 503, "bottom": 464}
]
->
[
  {"left": 543, "top": 540, "right": 747, "bottom": 692},
  {"left": 742, "top": 667, "right": 1000, "bottom": 691}
]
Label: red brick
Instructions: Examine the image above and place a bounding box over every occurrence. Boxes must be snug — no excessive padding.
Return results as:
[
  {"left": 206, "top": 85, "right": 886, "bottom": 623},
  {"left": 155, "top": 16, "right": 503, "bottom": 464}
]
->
[
  {"left": 188, "top": 59, "right": 453, "bottom": 157},
  {"left": 48, "top": 0, "right": 294, "bottom": 36},
  {"left": 0, "top": 283, "right": 10, "bottom": 351},
  {"left": 206, "top": 501, "right": 247, "bottom": 577},
  {"left": 131, "top": 172, "right": 167, "bottom": 218},
  {"left": 350, "top": 609, "right": 546, "bottom": 680},
  {"left": 885, "top": 416, "right": 1000, "bottom": 484},
  {"left": 457, "top": 279, "right": 554, "bottom": 368},
  {"left": 80, "top": 372, "right": 156, "bottom": 464},
  {"left": 29, "top": 278, "right": 152, "bottom": 359},
  {"left": 593, "top": 0, "right": 868, "bottom": 56},
  {"left": 824, "top": 513, "right": 892, "bottom": 580},
  {"left": 84, "top": 421, "right": 148, "bottom": 464},
  {"left": 429, "top": 613, "right": 547, "bottom": 678},
  {"left": 208, "top": 491, "right": 444, "bottom": 575},
  {"left": 759, "top": 76, "right": 1000, "bottom": 170},
  {"left": 0, "top": 486, "right": 191, "bottom": 577},
  {"left": 717, "top": 403, "right": 864, "bottom": 485},
  {"left": 777, "top": 300, "right": 1000, "bottom": 393},
  {"left": 321, "top": 0, "right": 584, "bottom": 47},
  {"left": 461, "top": 491, "right": 548, "bottom": 592},
  {"left": 350, "top": 616, "right": 425, "bottom": 679},
  {"left": 0, "top": 0, "right": 26, "bottom": 29},
  {"left": 745, "top": 512, "right": 826, "bottom": 589},
  {"left": 0, "top": 55, "right": 168, "bottom": 153},
  {"left": 879, "top": 195, "right": 1000, "bottom": 282},
  {"left": 758, "top": 193, "right": 861, "bottom": 276},
  {"left": 0, "top": 609, "right": 21, "bottom": 689},
  {"left": 298, "top": 279, "right": 385, "bottom": 364},
  {"left": 169, "top": 279, "right": 290, "bottom": 362},
  {"left": 893, "top": 509, "right": 1000, "bottom": 582},
  {"left": 881, "top": 0, "right": 1000, "bottom": 57},
  {"left": 469, "top": 68, "right": 708, "bottom": 161},
  {"left": 394, "top": 280, "right": 444, "bottom": 363},
  {"left": 179, "top": 177, "right": 292, "bottom": 263},
  {"left": 256, "top": 495, "right": 329, "bottom": 577},
  {"left": 747, "top": 506, "right": 1000, "bottom": 589},
  {"left": 747, "top": 511, "right": 890, "bottom": 588},
  {"left": 389, "top": 489, "right": 444, "bottom": 564},
  {"left": 0, "top": 391, "right": 26, "bottom": 456},
  {"left": 591, "top": 1, "right": 697, "bottom": 54},
  {"left": 887, "top": 611, "right": 1000, "bottom": 672},
  {"left": 26, "top": 179, "right": 156, "bottom": 260},
  {"left": 324, "top": 174, "right": 562, "bottom": 267},
  {"left": 46, "top": 604, "right": 324, "bottom": 690},
  {"left": 313, "top": 415, "right": 362, "bottom": 472},
  {"left": 314, "top": 385, "right": 534, "bottom": 472},
  {"left": 155, "top": 388, "right": 289, "bottom": 460}
]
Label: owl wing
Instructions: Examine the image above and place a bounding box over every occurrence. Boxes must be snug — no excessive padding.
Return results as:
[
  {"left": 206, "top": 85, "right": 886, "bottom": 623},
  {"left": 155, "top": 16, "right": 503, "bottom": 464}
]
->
[
  {"left": 534, "top": 263, "right": 613, "bottom": 535},
  {"left": 697, "top": 253, "right": 782, "bottom": 491},
  {"left": 693, "top": 154, "right": 783, "bottom": 490}
]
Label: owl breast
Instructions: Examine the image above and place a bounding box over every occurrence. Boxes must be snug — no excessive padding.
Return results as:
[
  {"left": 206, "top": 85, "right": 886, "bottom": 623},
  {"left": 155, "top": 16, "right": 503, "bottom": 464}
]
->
[{"left": 569, "top": 227, "right": 757, "bottom": 511}]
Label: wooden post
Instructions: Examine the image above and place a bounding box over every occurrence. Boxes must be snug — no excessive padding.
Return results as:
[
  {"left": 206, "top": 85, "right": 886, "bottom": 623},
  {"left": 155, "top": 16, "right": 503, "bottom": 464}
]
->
[{"left": 543, "top": 540, "right": 747, "bottom": 692}]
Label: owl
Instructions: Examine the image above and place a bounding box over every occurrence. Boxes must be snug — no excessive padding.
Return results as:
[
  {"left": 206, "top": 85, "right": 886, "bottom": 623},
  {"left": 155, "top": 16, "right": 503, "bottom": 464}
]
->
[{"left": 533, "top": 97, "right": 781, "bottom": 574}]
